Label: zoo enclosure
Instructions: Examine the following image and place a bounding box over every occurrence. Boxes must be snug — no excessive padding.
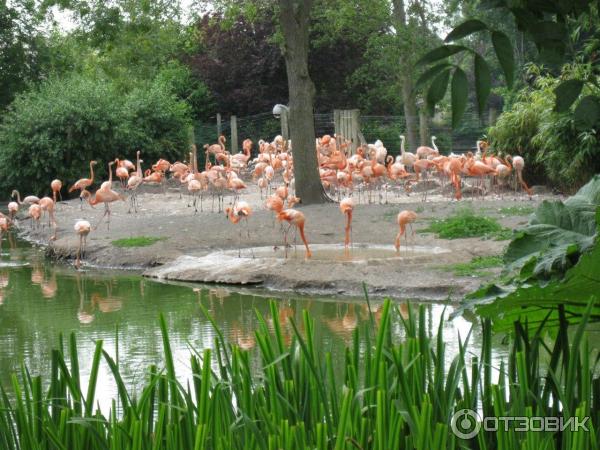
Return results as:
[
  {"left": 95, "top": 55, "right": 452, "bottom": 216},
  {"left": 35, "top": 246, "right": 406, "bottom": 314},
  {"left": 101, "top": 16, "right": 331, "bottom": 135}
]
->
[{"left": 194, "top": 110, "right": 489, "bottom": 166}]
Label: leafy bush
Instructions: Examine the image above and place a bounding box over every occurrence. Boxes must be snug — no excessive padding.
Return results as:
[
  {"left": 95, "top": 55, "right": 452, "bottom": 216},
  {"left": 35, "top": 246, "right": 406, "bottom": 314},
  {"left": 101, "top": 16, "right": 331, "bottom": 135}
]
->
[
  {"left": 457, "top": 177, "right": 600, "bottom": 329},
  {"left": 489, "top": 67, "right": 600, "bottom": 191},
  {"left": 0, "top": 74, "right": 192, "bottom": 197},
  {"left": 504, "top": 175, "right": 600, "bottom": 280}
]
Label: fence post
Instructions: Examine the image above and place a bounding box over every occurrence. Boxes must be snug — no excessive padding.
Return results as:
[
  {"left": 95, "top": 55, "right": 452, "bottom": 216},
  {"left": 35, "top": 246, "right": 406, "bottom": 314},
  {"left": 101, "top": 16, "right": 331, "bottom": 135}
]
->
[
  {"left": 230, "top": 115, "right": 238, "bottom": 154},
  {"left": 280, "top": 109, "right": 290, "bottom": 140},
  {"left": 217, "top": 113, "right": 222, "bottom": 138},
  {"left": 349, "top": 109, "right": 360, "bottom": 154},
  {"left": 419, "top": 107, "right": 428, "bottom": 146}
]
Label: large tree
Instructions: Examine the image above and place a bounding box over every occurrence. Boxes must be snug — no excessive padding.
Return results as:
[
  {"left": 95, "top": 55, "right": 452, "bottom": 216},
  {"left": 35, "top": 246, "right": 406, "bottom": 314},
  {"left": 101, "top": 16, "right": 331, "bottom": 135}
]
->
[
  {"left": 205, "top": 0, "right": 327, "bottom": 204},
  {"left": 0, "top": 1, "right": 49, "bottom": 110},
  {"left": 278, "top": 0, "right": 326, "bottom": 203}
]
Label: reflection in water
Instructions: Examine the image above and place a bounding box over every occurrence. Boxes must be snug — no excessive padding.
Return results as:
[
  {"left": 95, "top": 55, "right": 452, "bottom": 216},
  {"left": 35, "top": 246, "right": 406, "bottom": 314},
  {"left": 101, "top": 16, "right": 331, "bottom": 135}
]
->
[
  {"left": 41, "top": 271, "right": 57, "bottom": 299},
  {"left": 0, "top": 235, "right": 513, "bottom": 412}
]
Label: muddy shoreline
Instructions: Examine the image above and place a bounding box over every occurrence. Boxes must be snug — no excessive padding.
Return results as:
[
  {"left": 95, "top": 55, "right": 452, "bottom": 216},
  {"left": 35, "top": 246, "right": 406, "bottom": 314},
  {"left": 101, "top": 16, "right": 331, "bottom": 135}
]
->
[{"left": 16, "top": 183, "right": 556, "bottom": 300}]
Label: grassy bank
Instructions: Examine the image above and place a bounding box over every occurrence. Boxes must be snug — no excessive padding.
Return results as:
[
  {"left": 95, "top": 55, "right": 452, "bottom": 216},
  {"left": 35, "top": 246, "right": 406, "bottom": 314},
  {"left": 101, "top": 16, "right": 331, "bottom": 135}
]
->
[{"left": 0, "top": 299, "right": 597, "bottom": 449}]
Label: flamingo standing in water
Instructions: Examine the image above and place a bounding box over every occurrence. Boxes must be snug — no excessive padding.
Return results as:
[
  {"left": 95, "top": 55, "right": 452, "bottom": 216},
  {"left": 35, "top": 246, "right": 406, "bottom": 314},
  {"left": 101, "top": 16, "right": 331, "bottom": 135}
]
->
[
  {"left": 225, "top": 201, "right": 253, "bottom": 257},
  {"left": 74, "top": 220, "right": 91, "bottom": 269},
  {"left": 277, "top": 209, "right": 312, "bottom": 259},
  {"left": 395, "top": 210, "right": 417, "bottom": 253},
  {"left": 339, "top": 197, "right": 354, "bottom": 252}
]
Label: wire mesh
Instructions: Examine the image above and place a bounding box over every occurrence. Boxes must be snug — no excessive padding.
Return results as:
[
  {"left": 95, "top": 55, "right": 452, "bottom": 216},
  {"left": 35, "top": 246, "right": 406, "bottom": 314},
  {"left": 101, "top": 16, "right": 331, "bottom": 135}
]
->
[{"left": 194, "top": 110, "right": 488, "bottom": 163}]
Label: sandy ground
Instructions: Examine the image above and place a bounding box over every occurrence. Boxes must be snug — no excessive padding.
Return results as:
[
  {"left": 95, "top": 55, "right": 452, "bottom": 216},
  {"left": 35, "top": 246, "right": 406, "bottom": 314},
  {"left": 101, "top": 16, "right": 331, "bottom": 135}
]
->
[{"left": 16, "top": 179, "right": 559, "bottom": 301}]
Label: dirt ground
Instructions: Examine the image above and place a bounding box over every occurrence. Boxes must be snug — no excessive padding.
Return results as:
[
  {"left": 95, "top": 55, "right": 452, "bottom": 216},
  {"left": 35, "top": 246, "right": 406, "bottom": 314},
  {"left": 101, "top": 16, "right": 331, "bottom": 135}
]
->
[{"left": 17, "top": 180, "right": 560, "bottom": 301}]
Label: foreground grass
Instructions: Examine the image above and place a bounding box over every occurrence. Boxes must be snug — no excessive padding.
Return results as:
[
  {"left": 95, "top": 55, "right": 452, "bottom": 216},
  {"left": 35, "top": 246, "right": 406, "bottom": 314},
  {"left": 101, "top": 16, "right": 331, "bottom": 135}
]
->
[
  {"left": 0, "top": 299, "right": 597, "bottom": 449},
  {"left": 421, "top": 208, "right": 511, "bottom": 240},
  {"left": 441, "top": 255, "right": 503, "bottom": 277},
  {"left": 112, "top": 236, "right": 166, "bottom": 247}
]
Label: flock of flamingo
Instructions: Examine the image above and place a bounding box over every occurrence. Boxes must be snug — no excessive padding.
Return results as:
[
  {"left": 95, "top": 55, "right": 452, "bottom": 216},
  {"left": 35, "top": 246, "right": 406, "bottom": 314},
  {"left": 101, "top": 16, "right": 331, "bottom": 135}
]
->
[{"left": 1, "top": 133, "right": 532, "bottom": 267}]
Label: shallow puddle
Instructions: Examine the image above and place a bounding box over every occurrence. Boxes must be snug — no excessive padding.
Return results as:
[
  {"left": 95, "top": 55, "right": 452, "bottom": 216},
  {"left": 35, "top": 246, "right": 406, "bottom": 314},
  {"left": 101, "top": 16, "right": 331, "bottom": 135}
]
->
[{"left": 223, "top": 243, "right": 451, "bottom": 262}]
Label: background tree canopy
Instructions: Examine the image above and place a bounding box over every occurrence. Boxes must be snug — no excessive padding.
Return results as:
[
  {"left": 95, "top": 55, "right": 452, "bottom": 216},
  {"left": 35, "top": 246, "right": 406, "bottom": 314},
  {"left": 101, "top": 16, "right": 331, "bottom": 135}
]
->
[
  {"left": 0, "top": 0, "right": 599, "bottom": 195},
  {"left": 0, "top": 74, "right": 192, "bottom": 196}
]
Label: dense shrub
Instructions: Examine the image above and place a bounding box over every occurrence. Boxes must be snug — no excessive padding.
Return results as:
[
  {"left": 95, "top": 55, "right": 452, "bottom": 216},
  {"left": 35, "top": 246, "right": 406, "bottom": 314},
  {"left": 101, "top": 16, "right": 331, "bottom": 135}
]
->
[
  {"left": 0, "top": 75, "right": 192, "bottom": 197},
  {"left": 489, "top": 67, "right": 600, "bottom": 192}
]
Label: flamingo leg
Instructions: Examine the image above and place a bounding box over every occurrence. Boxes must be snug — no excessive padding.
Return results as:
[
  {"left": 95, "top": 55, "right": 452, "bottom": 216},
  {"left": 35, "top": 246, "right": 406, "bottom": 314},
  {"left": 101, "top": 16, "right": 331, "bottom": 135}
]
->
[{"left": 297, "top": 223, "right": 311, "bottom": 259}]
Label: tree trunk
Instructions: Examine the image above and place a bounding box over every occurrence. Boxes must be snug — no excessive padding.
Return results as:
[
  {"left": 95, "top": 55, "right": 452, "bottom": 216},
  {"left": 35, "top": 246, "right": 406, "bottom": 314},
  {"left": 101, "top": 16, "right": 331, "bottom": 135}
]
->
[
  {"left": 278, "top": 0, "right": 327, "bottom": 204},
  {"left": 392, "top": 0, "right": 419, "bottom": 152},
  {"left": 402, "top": 75, "right": 419, "bottom": 150},
  {"left": 419, "top": 103, "right": 429, "bottom": 146}
]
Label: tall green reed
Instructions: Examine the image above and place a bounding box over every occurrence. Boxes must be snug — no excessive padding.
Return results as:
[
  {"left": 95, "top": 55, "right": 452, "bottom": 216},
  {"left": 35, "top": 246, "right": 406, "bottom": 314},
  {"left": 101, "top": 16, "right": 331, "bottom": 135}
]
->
[{"left": 0, "top": 298, "right": 598, "bottom": 449}]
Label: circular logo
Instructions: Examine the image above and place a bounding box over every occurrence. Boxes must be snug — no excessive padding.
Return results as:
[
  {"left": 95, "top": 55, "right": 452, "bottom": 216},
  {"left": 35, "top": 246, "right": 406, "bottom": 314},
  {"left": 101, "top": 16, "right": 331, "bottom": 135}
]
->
[{"left": 451, "top": 409, "right": 481, "bottom": 439}]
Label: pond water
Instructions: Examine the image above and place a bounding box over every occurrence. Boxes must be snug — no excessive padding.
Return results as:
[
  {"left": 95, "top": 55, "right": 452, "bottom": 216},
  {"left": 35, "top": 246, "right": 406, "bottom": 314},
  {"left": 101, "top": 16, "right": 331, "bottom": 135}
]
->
[{"left": 0, "top": 238, "right": 509, "bottom": 411}]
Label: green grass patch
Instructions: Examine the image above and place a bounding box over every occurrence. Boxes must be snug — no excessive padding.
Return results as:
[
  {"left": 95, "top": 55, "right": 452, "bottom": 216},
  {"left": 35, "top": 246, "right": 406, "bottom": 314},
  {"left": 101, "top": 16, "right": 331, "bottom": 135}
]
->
[
  {"left": 498, "top": 205, "right": 535, "bottom": 216},
  {"left": 112, "top": 236, "right": 166, "bottom": 247},
  {"left": 442, "top": 255, "right": 503, "bottom": 277},
  {"left": 420, "top": 208, "right": 508, "bottom": 239}
]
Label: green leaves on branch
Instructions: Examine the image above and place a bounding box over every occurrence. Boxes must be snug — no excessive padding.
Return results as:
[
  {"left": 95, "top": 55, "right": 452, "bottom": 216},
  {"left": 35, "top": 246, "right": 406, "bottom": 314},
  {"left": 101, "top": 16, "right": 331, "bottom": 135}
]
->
[
  {"left": 444, "top": 19, "right": 488, "bottom": 42},
  {"left": 417, "top": 45, "right": 468, "bottom": 65},
  {"left": 490, "top": 31, "right": 514, "bottom": 88},
  {"left": 451, "top": 68, "right": 468, "bottom": 128},
  {"left": 425, "top": 68, "right": 451, "bottom": 116},
  {"left": 416, "top": 21, "right": 514, "bottom": 125},
  {"left": 474, "top": 55, "right": 491, "bottom": 116}
]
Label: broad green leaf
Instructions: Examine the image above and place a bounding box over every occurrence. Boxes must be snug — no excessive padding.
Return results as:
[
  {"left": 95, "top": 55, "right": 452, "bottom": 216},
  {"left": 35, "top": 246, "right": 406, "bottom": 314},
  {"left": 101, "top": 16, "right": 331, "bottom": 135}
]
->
[
  {"left": 504, "top": 175, "right": 600, "bottom": 278},
  {"left": 416, "top": 45, "right": 468, "bottom": 66},
  {"left": 416, "top": 62, "right": 452, "bottom": 88},
  {"left": 554, "top": 79, "right": 584, "bottom": 112},
  {"left": 476, "top": 238, "right": 600, "bottom": 331},
  {"left": 451, "top": 68, "right": 468, "bottom": 128},
  {"left": 444, "top": 19, "right": 488, "bottom": 42},
  {"left": 474, "top": 54, "right": 491, "bottom": 114},
  {"left": 574, "top": 95, "right": 600, "bottom": 129},
  {"left": 491, "top": 31, "right": 514, "bottom": 88},
  {"left": 426, "top": 68, "right": 451, "bottom": 116}
]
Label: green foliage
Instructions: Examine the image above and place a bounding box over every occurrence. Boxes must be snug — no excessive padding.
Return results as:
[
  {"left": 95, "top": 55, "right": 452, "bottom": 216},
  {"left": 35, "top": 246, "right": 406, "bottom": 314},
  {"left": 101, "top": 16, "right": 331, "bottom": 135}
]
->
[
  {"left": 0, "top": 299, "right": 598, "bottom": 449},
  {"left": 112, "top": 236, "right": 167, "bottom": 248},
  {"left": 0, "top": 1, "right": 50, "bottom": 110},
  {"left": 489, "top": 68, "right": 600, "bottom": 190},
  {"left": 0, "top": 74, "right": 191, "bottom": 196},
  {"left": 441, "top": 255, "right": 503, "bottom": 277},
  {"left": 504, "top": 176, "right": 600, "bottom": 280},
  {"left": 462, "top": 238, "right": 600, "bottom": 332},
  {"left": 421, "top": 208, "right": 508, "bottom": 239},
  {"left": 457, "top": 178, "right": 600, "bottom": 330},
  {"left": 418, "top": 0, "right": 600, "bottom": 133}
]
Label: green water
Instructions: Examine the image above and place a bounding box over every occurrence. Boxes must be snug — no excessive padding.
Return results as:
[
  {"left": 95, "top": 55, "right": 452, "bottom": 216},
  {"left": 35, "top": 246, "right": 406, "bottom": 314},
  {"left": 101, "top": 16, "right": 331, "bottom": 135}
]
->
[{"left": 0, "top": 239, "right": 507, "bottom": 411}]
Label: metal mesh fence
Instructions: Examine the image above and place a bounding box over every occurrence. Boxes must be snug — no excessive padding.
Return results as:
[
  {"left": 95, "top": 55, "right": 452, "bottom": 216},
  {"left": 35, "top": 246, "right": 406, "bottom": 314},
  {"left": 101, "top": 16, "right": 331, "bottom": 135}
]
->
[{"left": 194, "top": 110, "right": 488, "bottom": 163}]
